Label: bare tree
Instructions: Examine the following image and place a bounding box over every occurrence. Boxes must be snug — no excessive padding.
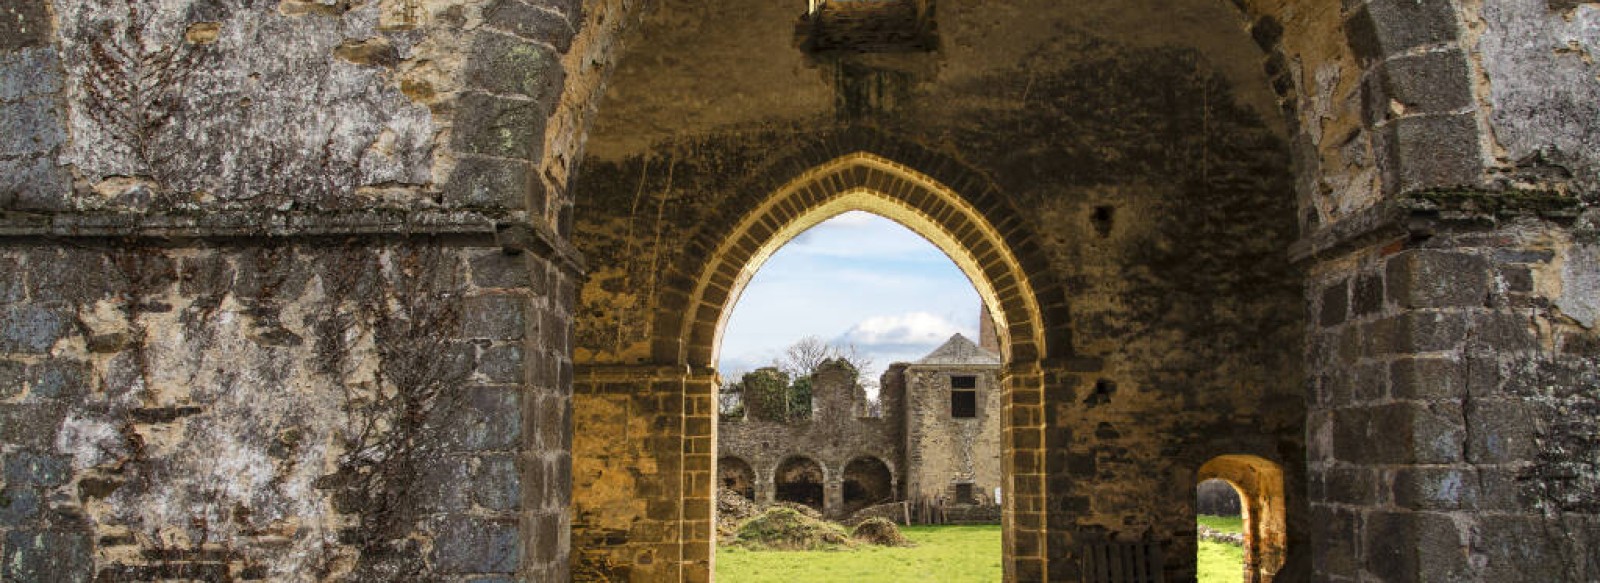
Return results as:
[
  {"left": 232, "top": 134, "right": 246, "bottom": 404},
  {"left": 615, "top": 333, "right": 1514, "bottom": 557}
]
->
[{"left": 773, "top": 336, "right": 873, "bottom": 378}]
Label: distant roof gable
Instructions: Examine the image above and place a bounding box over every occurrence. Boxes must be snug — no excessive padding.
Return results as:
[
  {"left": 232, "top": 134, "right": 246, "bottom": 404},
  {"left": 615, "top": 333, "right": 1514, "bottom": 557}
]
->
[{"left": 915, "top": 333, "right": 1001, "bottom": 365}]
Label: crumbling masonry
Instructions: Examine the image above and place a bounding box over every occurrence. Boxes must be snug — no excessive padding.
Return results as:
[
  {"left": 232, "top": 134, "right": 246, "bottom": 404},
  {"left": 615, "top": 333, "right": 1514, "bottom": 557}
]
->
[{"left": 2, "top": 0, "right": 1598, "bottom": 581}]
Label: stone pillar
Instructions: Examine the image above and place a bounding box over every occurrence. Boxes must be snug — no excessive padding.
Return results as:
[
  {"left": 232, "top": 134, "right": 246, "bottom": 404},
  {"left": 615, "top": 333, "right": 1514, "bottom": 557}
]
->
[
  {"left": 1000, "top": 360, "right": 1048, "bottom": 581},
  {"left": 570, "top": 364, "right": 717, "bottom": 582},
  {"left": 756, "top": 475, "right": 776, "bottom": 506},
  {"left": 825, "top": 476, "right": 844, "bottom": 519},
  {"left": 1303, "top": 203, "right": 1600, "bottom": 582}
]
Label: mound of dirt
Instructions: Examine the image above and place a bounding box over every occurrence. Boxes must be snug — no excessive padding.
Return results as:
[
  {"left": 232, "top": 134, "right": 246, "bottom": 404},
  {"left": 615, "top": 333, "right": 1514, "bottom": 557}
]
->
[
  {"left": 850, "top": 517, "right": 912, "bottom": 547},
  {"left": 717, "top": 489, "right": 761, "bottom": 541},
  {"left": 732, "top": 507, "right": 855, "bottom": 551},
  {"left": 771, "top": 501, "right": 824, "bottom": 519}
]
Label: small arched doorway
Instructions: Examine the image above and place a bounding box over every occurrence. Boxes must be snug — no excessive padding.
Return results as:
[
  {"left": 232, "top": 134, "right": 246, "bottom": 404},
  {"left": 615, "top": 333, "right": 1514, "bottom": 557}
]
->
[
  {"left": 1199, "top": 455, "right": 1287, "bottom": 583},
  {"left": 720, "top": 457, "right": 757, "bottom": 500},
  {"left": 774, "top": 456, "right": 827, "bottom": 512},
  {"left": 840, "top": 456, "right": 895, "bottom": 516}
]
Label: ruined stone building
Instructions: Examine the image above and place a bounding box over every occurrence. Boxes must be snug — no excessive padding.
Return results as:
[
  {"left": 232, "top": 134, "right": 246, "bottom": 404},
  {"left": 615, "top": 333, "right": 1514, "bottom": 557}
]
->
[
  {"left": 717, "top": 333, "right": 1003, "bottom": 521},
  {"left": 2, "top": 0, "right": 1598, "bottom": 581}
]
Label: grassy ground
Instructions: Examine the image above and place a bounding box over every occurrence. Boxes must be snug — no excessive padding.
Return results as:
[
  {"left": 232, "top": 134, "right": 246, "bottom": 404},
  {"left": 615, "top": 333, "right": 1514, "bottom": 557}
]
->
[
  {"left": 717, "top": 524, "right": 1002, "bottom": 582},
  {"left": 716, "top": 518, "right": 1247, "bottom": 582},
  {"left": 1198, "top": 514, "right": 1245, "bottom": 583}
]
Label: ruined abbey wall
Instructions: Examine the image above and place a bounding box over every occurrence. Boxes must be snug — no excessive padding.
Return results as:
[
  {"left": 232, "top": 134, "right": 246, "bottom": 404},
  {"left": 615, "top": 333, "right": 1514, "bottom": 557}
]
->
[
  {"left": 2, "top": 0, "right": 586, "bottom": 578},
  {"left": 717, "top": 362, "right": 903, "bottom": 518}
]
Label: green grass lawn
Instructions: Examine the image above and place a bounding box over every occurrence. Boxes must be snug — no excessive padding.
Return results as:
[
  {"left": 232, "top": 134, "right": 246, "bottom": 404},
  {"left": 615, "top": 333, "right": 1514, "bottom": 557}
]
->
[
  {"left": 1198, "top": 514, "right": 1245, "bottom": 583},
  {"left": 716, "top": 518, "right": 1246, "bottom": 582},
  {"left": 1198, "top": 514, "right": 1244, "bottom": 533},
  {"left": 717, "top": 524, "right": 1002, "bottom": 582}
]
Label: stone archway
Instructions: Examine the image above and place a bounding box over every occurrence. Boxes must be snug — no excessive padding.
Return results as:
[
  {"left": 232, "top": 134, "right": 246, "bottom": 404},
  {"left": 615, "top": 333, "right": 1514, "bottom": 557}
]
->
[
  {"left": 571, "top": 148, "right": 1053, "bottom": 580},
  {"left": 840, "top": 456, "right": 895, "bottom": 517},
  {"left": 774, "top": 456, "right": 827, "bottom": 512},
  {"left": 1199, "top": 455, "right": 1287, "bottom": 583},
  {"left": 719, "top": 456, "right": 757, "bottom": 501}
]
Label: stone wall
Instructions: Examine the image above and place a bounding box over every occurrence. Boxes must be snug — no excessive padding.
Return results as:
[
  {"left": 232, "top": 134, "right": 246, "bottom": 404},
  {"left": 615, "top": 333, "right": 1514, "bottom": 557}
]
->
[
  {"left": 0, "top": 236, "right": 577, "bottom": 580},
  {"left": 2, "top": 0, "right": 586, "bottom": 579},
  {"left": 1303, "top": 202, "right": 1600, "bottom": 582},
  {"left": 717, "top": 361, "right": 902, "bottom": 519}
]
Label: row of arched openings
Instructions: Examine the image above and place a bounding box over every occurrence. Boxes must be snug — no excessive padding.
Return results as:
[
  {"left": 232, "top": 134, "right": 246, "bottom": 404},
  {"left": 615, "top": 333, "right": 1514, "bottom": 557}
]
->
[{"left": 720, "top": 455, "right": 895, "bottom": 515}]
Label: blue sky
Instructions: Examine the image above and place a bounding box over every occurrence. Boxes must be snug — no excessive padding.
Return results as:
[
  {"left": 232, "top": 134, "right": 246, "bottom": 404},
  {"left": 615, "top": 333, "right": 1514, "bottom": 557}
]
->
[{"left": 717, "top": 211, "right": 982, "bottom": 384}]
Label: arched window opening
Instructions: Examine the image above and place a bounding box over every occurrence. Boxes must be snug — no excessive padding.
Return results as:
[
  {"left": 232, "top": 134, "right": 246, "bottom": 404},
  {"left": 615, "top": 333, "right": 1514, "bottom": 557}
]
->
[
  {"left": 720, "top": 457, "right": 757, "bottom": 501},
  {"left": 1198, "top": 455, "right": 1287, "bottom": 583},
  {"left": 840, "top": 457, "right": 894, "bottom": 516},
  {"left": 774, "top": 457, "right": 827, "bottom": 512}
]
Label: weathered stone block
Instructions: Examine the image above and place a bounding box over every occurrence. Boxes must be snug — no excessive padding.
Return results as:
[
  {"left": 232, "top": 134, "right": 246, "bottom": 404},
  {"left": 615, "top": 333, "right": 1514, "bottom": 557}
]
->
[
  {"left": 1392, "top": 468, "right": 1478, "bottom": 511},
  {"left": 1344, "top": 0, "right": 1461, "bottom": 64},
  {"left": 2, "top": 530, "right": 93, "bottom": 582},
  {"left": 470, "top": 249, "right": 532, "bottom": 290},
  {"left": 441, "top": 385, "right": 522, "bottom": 451},
  {"left": 1320, "top": 279, "right": 1348, "bottom": 327},
  {"left": 1473, "top": 515, "right": 1576, "bottom": 582},
  {"left": 0, "top": 2, "right": 52, "bottom": 51},
  {"left": 0, "top": 306, "right": 68, "bottom": 354},
  {"left": 474, "top": 455, "right": 521, "bottom": 511},
  {"left": 414, "top": 457, "right": 472, "bottom": 513},
  {"left": 1333, "top": 402, "right": 1463, "bottom": 464},
  {"left": 0, "top": 403, "right": 64, "bottom": 450},
  {"left": 0, "top": 360, "right": 22, "bottom": 399},
  {"left": 1309, "top": 505, "right": 1357, "bottom": 575},
  {"left": 0, "top": 48, "right": 61, "bottom": 101},
  {"left": 1364, "top": 511, "right": 1471, "bottom": 582},
  {"left": 1386, "top": 251, "right": 1489, "bottom": 309},
  {"left": 1389, "top": 356, "right": 1495, "bottom": 401},
  {"left": 432, "top": 516, "right": 520, "bottom": 573},
  {"left": 1370, "top": 311, "right": 1467, "bottom": 354},
  {"left": 462, "top": 294, "right": 528, "bottom": 340},
  {"left": 1322, "top": 467, "right": 1378, "bottom": 504},
  {"left": 466, "top": 32, "right": 563, "bottom": 102},
  {"left": 1377, "top": 113, "right": 1484, "bottom": 193},
  {"left": 479, "top": 342, "right": 525, "bottom": 383},
  {"left": 0, "top": 155, "right": 72, "bottom": 211},
  {"left": 1363, "top": 50, "right": 1474, "bottom": 125},
  {"left": 0, "top": 487, "right": 40, "bottom": 526},
  {"left": 452, "top": 93, "right": 546, "bottom": 161},
  {"left": 26, "top": 359, "right": 89, "bottom": 400},
  {"left": 1352, "top": 272, "right": 1385, "bottom": 317},
  {"left": 3, "top": 451, "right": 71, "bottom": 486},
  {"left": 443, "top": 155, "right": 536, "bottom": 210},
  {"left": 0, "top": 96, "right": 66, "bottom": 157},
  {"left": 484, "top": 0, "right": 577, "bottom": 52},
  {"left": 1463, "top": 398, "right": 1540, "bottom": 464}
]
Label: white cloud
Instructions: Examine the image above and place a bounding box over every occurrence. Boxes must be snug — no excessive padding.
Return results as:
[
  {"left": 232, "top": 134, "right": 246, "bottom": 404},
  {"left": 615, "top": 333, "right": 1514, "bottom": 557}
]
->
[{"left": 839, "top": 312, "right": 969, "bottom": 350}]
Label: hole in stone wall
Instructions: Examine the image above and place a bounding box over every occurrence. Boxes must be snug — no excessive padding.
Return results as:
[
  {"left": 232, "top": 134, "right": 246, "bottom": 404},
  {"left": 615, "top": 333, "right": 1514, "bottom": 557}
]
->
[
  {"left": 720, "top": 456, "right": 757, "bottom": 500},
  {"left": 1091, "top": 205, "right": 1115, "bottom": 238},
  {"left": 1196, "top": 478, "right": 1245, "bottom": 582},
  {"left": 1198, "top": 455, "right": 1287, "bottom": 583},
  {"left": 840, "top": 456, "right": 894, "bottom": 515},
  {"left": 775, "top": 456, "right": 826, "bottom": 512}
]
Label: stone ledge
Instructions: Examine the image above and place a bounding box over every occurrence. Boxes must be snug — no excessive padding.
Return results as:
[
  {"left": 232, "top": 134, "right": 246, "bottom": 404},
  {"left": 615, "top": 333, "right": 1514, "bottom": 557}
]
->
[
  {"left": 1290, "top": 191, "right": 1588, "bottom": 264},
  {"left": 0, "top": 208, "right": 587, "bottom": 275},
  {"left": 574, "top": 363, "right": 719, "bottom": 384}
]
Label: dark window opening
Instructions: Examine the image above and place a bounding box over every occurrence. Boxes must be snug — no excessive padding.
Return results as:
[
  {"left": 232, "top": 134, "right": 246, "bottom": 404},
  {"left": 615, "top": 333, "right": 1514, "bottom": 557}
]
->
[
  {"left": 951, "top": 390, "right": 976, "bottom": 417},
  {"left": 955, "top": 483, "right": 974, "bottom": 504},
  {"left": 952, "top": 376, "right": 977, "bottom": 418}
]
